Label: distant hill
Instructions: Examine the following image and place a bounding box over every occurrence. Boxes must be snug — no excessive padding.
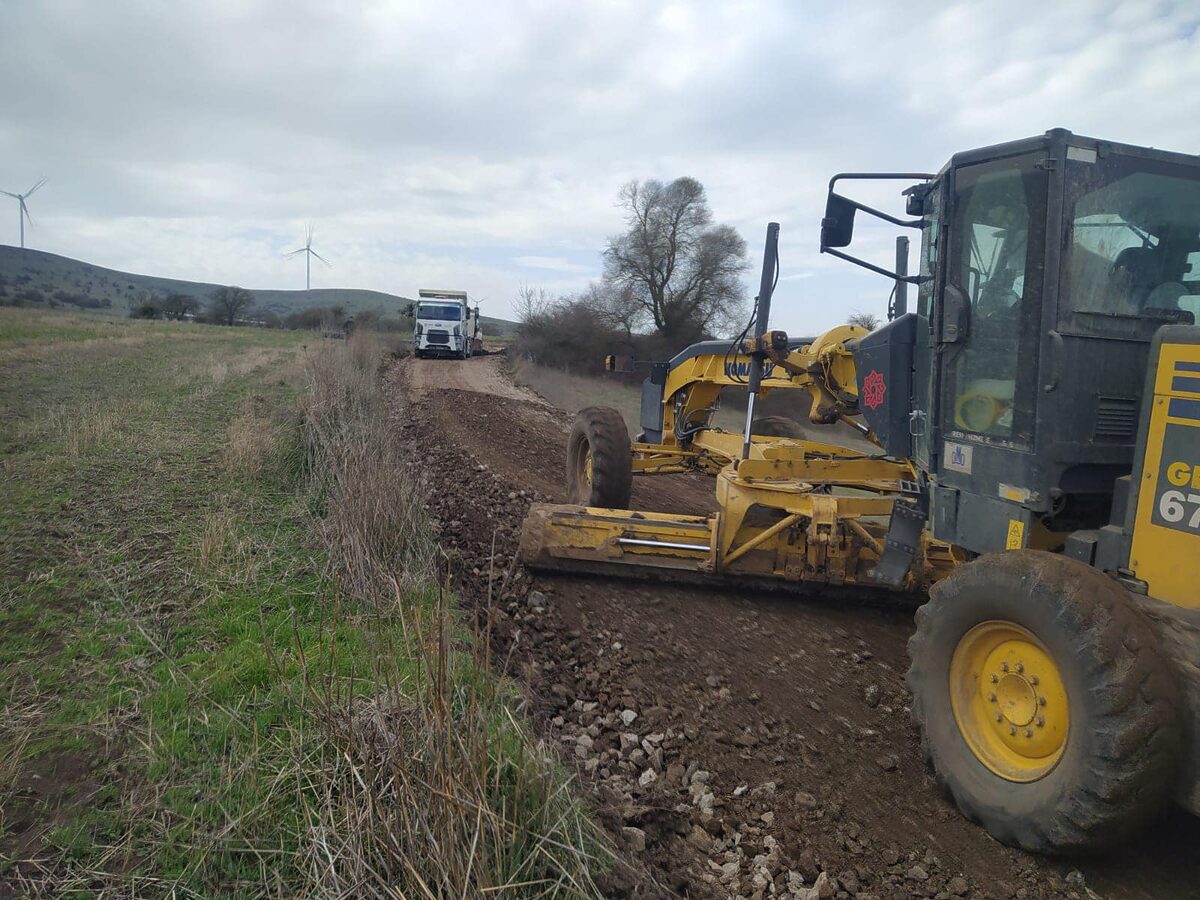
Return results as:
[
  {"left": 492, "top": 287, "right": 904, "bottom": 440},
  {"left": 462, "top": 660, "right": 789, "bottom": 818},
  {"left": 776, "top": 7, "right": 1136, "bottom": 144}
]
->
[{"left": 0, "top": 245, "right": 518, "bottom": 334}]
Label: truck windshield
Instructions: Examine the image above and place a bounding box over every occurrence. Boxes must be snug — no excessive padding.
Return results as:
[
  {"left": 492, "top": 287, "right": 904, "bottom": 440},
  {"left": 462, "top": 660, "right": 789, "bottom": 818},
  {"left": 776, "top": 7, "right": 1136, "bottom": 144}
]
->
[
  {"left": 417, "top": 304, "right": 461, "bottom": 321},
  {"left": 1062, "top": 156, "right": 1200, "bottom": 324}
]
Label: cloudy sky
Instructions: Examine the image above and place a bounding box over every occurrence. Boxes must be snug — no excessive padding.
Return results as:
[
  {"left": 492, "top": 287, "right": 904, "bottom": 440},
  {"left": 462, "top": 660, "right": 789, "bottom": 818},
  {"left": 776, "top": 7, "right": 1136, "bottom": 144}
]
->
[{"left": 2, "top": 0, "right": 1199, "bottom": 332}]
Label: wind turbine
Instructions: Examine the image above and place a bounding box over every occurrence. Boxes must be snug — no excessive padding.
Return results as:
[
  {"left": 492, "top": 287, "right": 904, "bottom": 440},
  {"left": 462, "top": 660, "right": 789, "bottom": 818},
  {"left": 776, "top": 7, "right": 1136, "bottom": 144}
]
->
[
  {"left": 287, "top": 223, "right": 330, "bottom": 291},
  {"left": 2, "top": 177, "right": 48, "bottom": 249}
]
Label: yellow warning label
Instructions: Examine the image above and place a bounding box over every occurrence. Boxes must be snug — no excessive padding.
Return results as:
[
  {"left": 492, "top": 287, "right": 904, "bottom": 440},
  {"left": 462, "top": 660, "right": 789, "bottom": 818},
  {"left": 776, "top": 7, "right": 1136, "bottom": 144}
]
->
[{"left": 1005, "top": 519, "right": 1025, "bottom": 550}]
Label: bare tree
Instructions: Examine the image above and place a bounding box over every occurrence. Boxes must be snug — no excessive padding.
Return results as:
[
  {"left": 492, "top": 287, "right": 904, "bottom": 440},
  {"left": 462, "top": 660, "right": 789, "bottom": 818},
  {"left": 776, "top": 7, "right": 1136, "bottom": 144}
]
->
[
  {"left": 579, "top": 282, "right": 641, "bottom": 338},
  {"left": 514, "top": 283, "right": 554, "bottom": 325},
  {"left": 208, "top": 286, "right": 254, "bottom": 326},
  {"left": 847, "top": 311, "right": 881, "bottom": 330},
  {"left": 602, "top": 177, "right": 749, "bottom": 341},
  {"left": 161, "top": 292, "right": 199, "bottom": 321}
]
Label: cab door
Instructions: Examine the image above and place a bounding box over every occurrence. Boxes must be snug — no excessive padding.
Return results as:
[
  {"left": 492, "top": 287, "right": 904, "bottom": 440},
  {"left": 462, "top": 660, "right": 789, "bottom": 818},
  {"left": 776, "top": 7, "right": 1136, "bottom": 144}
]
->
[{"left": 936, "top": 155, "right": 1049, "bottom": 494}]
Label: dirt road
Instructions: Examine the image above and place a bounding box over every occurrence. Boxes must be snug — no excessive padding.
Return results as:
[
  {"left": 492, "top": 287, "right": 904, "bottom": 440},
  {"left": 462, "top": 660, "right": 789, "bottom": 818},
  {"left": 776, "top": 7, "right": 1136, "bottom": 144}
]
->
[{"left": 390, "top": 354, "right": 1199, "bottom": 899}]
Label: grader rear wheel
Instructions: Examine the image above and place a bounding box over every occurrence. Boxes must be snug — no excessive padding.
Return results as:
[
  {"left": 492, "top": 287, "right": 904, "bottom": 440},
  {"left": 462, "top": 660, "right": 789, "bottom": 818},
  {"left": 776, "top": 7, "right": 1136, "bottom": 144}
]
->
[
  {"left": 566, "top": 406, "right": 632, "bottom": 509},
  {"left": 908, "top": 550, "right": 1182, "bottom": 853}
]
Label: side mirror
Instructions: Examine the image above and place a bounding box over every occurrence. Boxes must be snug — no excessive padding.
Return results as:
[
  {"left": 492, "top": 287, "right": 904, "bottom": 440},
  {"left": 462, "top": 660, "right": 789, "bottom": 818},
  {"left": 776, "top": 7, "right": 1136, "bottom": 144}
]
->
[
  {"left": 821, "top": 193, "right": 857, "bottom": 249},
  {"left": 904, "top": 183, "right": 931, "bottom": 217}
]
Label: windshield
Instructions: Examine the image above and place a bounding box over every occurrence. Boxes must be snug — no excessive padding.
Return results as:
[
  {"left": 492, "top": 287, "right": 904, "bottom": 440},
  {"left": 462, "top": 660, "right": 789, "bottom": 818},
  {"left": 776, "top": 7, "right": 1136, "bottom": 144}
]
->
[
  {"left": 417, "top": 303, "right": 462, "bottom": 321},
  {"left": 1062, "top": 157, "right": 1200, "bottom": 324}
]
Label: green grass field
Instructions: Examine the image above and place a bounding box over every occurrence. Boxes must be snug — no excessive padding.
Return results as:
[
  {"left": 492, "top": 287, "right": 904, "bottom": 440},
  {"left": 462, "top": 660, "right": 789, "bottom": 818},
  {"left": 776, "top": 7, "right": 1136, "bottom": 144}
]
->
[{"left": 0, "top": 308, "right": 601, "bottom": 896}]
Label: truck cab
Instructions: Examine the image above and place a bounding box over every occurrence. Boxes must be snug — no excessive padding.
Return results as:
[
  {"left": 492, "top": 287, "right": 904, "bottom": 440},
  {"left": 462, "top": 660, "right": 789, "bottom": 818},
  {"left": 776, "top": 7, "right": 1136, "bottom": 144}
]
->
[{"left": 413, "top": 289, "right": 472, "bottom": 359}]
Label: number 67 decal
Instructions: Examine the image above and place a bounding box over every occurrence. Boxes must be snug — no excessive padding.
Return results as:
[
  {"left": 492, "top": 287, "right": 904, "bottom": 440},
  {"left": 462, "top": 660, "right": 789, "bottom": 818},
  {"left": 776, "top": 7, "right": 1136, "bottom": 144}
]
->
[{"left": 1159, "top": 490, "right": 1200, "bottom": 529}]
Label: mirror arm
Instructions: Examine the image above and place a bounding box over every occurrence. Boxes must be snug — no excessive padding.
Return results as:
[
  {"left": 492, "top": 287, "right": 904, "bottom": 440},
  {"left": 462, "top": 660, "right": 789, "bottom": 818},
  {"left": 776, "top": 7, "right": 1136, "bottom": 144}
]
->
[
  {"left": 828, "top": 172, "right": 938, "bottom": 191},
  {"left": 821, "top": 246, "right": 921, "bottom": 284},
  {"left": 826, "top": 193, "right": 924, "bottom": 231}
]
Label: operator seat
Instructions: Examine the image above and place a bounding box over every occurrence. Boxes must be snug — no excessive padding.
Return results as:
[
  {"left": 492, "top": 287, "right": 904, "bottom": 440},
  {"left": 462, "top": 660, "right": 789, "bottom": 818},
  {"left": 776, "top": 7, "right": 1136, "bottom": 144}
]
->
[
  {"left": 1110, "top": 246, "right": 1166, "bottom": 311},
  {"left": 1111, "top": 245, "right": 1195, "bottom": 322}
]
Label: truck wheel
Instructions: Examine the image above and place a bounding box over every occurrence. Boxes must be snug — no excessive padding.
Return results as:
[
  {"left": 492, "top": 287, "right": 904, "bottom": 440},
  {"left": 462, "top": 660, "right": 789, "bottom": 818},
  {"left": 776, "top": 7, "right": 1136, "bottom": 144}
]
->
[
  {"left": 907, "top": 550, "right": 1181, "bottom": 853},
  {"left": 752, "top": 416, "right": 807, "bottom": 438},
  {"left": 566, "top": 406, "right": 632, "bottom": 508}
]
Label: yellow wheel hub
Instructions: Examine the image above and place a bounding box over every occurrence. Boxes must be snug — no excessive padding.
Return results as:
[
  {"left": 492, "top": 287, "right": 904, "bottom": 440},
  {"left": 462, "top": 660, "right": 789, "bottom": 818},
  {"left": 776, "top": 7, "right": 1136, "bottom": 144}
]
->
[
  {"left": 949, "top": 621, "right": 1069, "bottom": 782},
  {"left": 583, "top": 449, "right": 593, "bottom": 488}
]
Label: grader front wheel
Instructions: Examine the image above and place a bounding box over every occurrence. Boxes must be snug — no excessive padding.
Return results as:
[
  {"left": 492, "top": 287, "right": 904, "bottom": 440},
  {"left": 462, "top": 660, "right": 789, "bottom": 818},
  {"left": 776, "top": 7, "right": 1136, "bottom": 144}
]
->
[
  {"left": 566, "top": 406, "right": 632, "bottom": 509},
  {"left": 908, "top": 550, "right": 1182, "bottom": 853}
]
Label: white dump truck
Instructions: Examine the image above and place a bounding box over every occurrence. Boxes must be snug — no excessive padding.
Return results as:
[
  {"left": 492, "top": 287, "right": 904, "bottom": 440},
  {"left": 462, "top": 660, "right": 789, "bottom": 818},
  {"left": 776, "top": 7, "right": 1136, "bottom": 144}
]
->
[{"left": 410, "top": 289, "right": 480, "bottom": 359}]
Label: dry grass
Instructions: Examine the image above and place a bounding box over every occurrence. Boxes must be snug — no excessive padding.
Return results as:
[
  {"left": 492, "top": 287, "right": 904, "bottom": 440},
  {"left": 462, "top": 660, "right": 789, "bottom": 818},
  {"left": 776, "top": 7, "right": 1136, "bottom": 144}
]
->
[
  {"left": 512, "top": 356, "right": 744, "bottom": 433},
  {"left": 224, "top": 411, "right": 280, "bottom": 476},
  {"left": 189, "top": 346, "right": 283, "bottom": 398},
  {"left": 13, "top": 399, "right": 125, "bottom": 454},
  {"left": 0, "top": 685, "right": 39, "bottom": 815},
  {"left": 293, "top": 334, "right": 606, "bottom": 897},
  {"left": 63, "top": 401, "right": 123, "bottom": 456},
  {"left": 194, "top": 504, "right": 260, "bottom": 588},
  {"left": 511, "top": 357, "right": 645, "bottom": 431},
  {"left": 286, "top": 587, "right": 608, "bottom": 898}
]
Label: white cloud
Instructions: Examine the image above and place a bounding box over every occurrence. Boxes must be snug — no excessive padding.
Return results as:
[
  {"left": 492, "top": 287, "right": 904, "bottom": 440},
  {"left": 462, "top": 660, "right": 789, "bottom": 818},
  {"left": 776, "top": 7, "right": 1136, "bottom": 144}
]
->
[
  {"left": 1, "top": 0, "right": 1199, "bottom": 333},
  {"left": 513, "top": 255, "right": 593, "bottom": 274}
]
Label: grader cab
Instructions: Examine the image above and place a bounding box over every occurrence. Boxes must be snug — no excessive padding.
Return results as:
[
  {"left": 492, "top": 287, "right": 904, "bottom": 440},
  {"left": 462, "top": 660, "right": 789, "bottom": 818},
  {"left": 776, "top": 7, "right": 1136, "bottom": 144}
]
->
[{"left": 520, "top": 129, "right": 1200, "bottom": 852}]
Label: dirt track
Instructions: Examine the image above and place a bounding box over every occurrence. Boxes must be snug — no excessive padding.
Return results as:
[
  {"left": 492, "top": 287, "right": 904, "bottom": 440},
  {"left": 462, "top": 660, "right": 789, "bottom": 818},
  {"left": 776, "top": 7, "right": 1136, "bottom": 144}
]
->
[{"left": 391, "top": 354, "right": 1199, "bottom": 900}]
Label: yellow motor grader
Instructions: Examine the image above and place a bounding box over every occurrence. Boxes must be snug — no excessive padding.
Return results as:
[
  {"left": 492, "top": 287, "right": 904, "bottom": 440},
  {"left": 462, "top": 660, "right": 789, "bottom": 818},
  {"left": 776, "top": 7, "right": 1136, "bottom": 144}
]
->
[{"left": 520, "top": 129, "right": 1200, "bottom": 852}]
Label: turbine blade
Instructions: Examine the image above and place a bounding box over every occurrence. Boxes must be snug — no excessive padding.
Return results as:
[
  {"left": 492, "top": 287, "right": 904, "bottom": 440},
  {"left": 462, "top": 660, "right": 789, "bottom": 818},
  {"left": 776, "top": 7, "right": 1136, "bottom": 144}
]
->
[
  {"left": 0, "top": 190, "right": 18, "bottom": 199},
  {"left": 20, "top": 199, "right": 32, "bottom": 227},
  {"left": 25, "top": 177, "right": 48, "bottom": 197},
  {"left": 310, "top": 249, "right": 331, "bottom": 266},
  {"left": 286, "top": 247, "right": 307, "bottom": 256}
]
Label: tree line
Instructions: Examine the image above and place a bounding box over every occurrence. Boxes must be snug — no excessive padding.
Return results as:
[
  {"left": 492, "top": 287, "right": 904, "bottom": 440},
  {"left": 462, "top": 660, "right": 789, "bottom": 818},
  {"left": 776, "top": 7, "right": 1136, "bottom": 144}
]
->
[{"left": 126, "top": 287, "right": 395, "bottom": 331}]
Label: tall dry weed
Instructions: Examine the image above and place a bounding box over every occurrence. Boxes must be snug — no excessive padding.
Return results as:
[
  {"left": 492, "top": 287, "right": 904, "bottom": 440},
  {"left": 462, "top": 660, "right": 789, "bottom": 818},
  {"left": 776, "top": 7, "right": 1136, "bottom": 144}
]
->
[
  {"left": 300, "top": 334, "right": 436, "bottom": 597},
  {"left": 291, "top": 334, "right": 606, "bottom": 897}
]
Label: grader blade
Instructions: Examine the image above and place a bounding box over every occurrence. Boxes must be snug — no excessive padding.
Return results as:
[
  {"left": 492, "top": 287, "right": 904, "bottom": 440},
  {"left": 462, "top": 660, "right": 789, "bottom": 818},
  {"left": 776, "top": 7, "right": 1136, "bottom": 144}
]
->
[{"left": 519, "top": 504, "right": 716, "bottom": 579}]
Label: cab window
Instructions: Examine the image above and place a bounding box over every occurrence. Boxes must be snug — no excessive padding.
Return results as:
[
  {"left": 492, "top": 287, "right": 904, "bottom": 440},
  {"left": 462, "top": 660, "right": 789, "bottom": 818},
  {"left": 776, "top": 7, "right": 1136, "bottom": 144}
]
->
[{"left": 1061, "top": 160, "right": 1200, "bottom": 325}]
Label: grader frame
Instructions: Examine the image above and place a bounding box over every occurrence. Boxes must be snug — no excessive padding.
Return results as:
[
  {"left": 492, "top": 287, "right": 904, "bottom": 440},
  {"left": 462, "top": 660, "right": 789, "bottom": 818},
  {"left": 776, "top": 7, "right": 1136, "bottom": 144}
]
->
[{"left": 523, "top": 324, "right": 962, "bottom": 592}]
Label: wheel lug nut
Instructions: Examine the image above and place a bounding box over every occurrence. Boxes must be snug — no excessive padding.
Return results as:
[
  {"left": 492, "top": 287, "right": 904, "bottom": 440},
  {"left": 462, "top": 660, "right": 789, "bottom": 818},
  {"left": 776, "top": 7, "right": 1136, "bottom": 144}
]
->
[
  {"left": 995, "top": 713, "right": 1003, "bottom": 723},
  {"left": 1000, "top": 662, "right": 1009, "bottom": 672},
  {"left": 1009, "top": 725, "right": 1017, "bottom": 736},
  {"left": 1016, "top": 662, "right": 1024, "bottom": 673},
  {"left": 1036, "top": 716, "right": 1045, "bottom": 727},
  {"left": 1038, "top": 697, "right": 1047, "bottom": 706},
  {"left": 988, "top": 692, "right": 997, "bottom": 702},
  {"left": 1030, "top": 676, "right": 1039, "bottom": 685},
  {"left": 1025, "top": 728, "right": 1033, "bottom": 738},
  {"left": 990, "top": 674, "right": 999, "bottom": 684}
]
